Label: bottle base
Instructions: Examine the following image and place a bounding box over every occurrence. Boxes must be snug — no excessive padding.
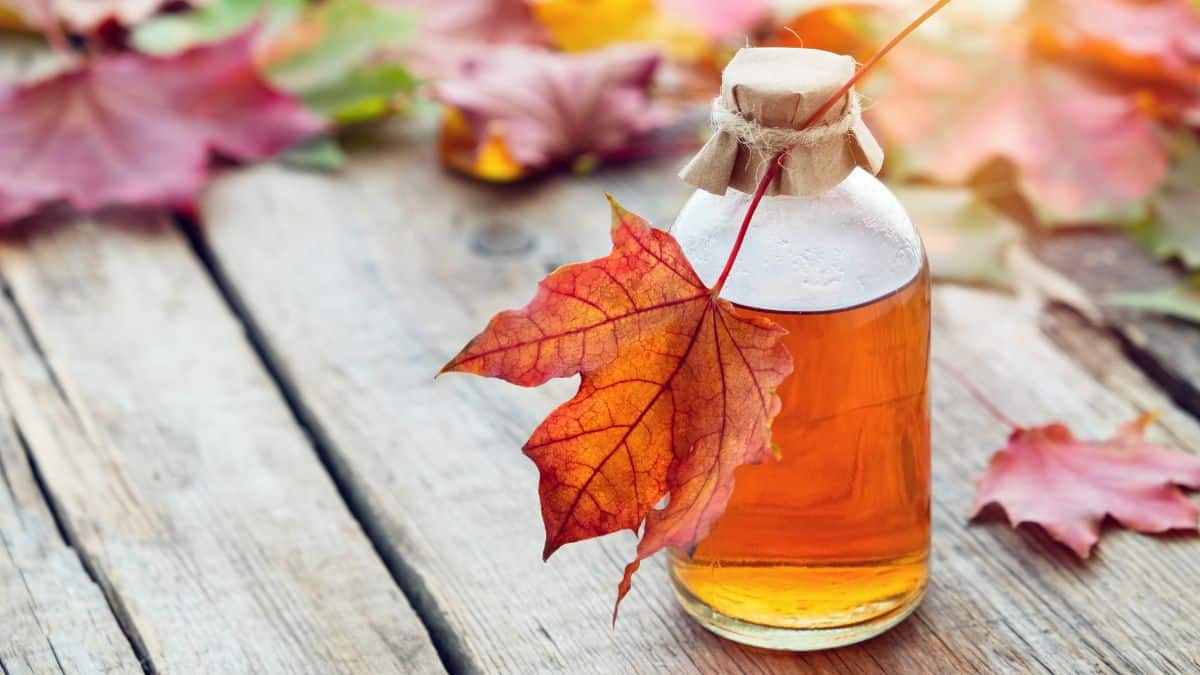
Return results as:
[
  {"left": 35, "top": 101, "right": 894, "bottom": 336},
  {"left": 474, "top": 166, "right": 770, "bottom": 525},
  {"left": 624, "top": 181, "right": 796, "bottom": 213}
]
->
[{"left": 670, "top": 572, "right": 927, "bottom": 651}]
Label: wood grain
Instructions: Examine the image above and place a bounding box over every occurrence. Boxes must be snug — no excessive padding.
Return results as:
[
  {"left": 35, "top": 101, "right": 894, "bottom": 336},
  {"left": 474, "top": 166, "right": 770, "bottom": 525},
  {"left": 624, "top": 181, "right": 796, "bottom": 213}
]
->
[
  {"left": 1036, "top": 232, "right": 1200, "bottom": 416},
  {"left": 197, "top": 130, "right": 1200, "bottom": 673},
  {"left": 0, "top": 35, "right": 143, "bottom": 675},
  {"left": 0, "top": 215, "right": 444, "bottom": 674},
  {"left": 0, "top": 296, "right": 142, "bottom": 674}
]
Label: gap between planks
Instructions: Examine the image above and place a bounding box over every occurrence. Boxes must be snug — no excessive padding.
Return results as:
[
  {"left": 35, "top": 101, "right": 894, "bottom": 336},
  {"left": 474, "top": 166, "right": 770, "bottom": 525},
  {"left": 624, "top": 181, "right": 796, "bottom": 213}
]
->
[{"left": 175, "top": 216, "right": 470, "bottom": 675}]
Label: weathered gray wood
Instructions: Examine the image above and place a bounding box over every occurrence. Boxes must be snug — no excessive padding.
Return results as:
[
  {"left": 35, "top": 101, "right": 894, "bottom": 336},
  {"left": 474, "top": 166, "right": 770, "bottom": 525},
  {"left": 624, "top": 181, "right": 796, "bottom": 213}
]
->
[
  {"left": 0, "top": 214, "right": 445, "bottom": 674},
  {"left": 0, "top": 308, "right": 142, "bottom": 674},
  {"left": 198, "top": 131, "right": 1200, "bottom": 673},
  {"left": 1037, "top": 232, "right": 1200, "bottom": 416},
  {"left": 0, "top": 34, "right": 143, "bottom": 675}
]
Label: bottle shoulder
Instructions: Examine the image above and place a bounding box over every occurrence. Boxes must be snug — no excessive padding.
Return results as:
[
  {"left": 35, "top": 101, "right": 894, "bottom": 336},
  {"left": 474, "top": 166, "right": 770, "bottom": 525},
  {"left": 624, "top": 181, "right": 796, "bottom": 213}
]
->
[{"left": 671, "top": 169, "right": 923, "bottom": 313}]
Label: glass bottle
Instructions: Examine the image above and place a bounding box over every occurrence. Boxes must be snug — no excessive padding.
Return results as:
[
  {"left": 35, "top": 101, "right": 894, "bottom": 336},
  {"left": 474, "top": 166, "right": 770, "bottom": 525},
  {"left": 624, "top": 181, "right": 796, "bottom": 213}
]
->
[{"left": 668, "top": 48, "right": 931, "bottom": 651}]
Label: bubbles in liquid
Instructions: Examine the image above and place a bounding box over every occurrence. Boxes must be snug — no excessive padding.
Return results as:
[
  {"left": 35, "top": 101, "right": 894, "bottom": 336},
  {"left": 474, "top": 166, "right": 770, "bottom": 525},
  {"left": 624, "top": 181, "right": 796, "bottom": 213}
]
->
[{"left": 672, "top": 168, "right": 922, "bottom": 312}]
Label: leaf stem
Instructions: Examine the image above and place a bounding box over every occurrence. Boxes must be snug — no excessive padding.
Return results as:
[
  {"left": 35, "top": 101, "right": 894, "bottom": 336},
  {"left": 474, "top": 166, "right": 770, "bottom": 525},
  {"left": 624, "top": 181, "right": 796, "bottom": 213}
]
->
[{"left": 711, "top": 0, "right": 955, "bottom": 296}]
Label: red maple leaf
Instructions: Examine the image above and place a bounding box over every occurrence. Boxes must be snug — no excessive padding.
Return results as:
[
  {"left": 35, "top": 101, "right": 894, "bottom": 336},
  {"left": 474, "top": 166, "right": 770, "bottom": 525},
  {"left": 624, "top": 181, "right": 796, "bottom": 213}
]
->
[
  {"left": 972, "top": 414, "right": 1200, "bottom": 558},
  {"left": 0, "top": 31, "right": 324, "bottom": 224},
  {"left": 441, "top": 198, "right": 792, "bottom": 612}
]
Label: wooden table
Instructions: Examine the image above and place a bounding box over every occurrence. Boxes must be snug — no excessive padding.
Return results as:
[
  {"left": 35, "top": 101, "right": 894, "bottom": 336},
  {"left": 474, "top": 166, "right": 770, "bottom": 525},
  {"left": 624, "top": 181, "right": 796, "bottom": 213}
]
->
[{"left": 2, "top": 51, "right": 1200, "bottom": 675}]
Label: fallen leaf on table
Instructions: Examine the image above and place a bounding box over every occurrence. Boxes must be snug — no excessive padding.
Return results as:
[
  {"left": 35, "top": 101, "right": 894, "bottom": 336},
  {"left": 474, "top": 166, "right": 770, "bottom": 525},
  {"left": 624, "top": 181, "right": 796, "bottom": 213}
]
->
[
  {"left": 658, "top": 0, "right": 770, "bottom": 41},
  {"left": 433, "top": 45, "right": 672, "bottom": 181},
  {"left": 1131, "top": 133, "right": 1200, "bottom": 269},
  {"left": 279, "top": 136, "right": 346, "bottom": 171},
  {"left": 0, "top": 32, "right": 324, "bottom": 225},
  {"left": 441, "top": 199, "right": 792, "bottom": 612},
  {"left": 871, "top": 30, "right": 1170, "bottom": 225},
  {"left": 1108, "top": 277, "right": 1200, "bottom": 325},
  {"left": 1032, "top": 0, "right": 1200, "bottom": 88},
  {"left": 256, "top": 0, "right": 410, "bottom": 91},
  {"left": 382, "top": 0, "right": 547, "bottom": 78},
  {"left": 972, "top": 415, "right": 1200, "bottom": 558},
  {"left": 769, "top": 3, "right": 886, "bottom": 63},
  {"left": 136, "top": 0, "right": 417, "bottom": 126},
  {"left": 133, "top": 0, "right": 307, "bottom": 55},
  {"left": 893, "top": 186, "right": 1021, "bottom": 288},
  {"left": 529, "top": 0, "right": 710, "bottom": 60},
  {"left": 0, "top": 2, "right": 29, "bottom": 29}
]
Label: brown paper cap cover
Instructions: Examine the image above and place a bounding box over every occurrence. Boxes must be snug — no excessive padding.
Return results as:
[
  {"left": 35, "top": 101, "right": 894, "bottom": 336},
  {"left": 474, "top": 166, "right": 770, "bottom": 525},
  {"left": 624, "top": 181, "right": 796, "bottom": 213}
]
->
[{"left": 679, "top": 48, "right": 883, "bottom": 197}]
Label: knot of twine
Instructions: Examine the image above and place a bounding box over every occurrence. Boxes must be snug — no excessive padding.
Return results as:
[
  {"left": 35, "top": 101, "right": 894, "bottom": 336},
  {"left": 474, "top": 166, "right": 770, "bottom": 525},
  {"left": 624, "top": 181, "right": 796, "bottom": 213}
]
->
[{"left": 710, "top": 93, "right": 862, "bottom": 154}]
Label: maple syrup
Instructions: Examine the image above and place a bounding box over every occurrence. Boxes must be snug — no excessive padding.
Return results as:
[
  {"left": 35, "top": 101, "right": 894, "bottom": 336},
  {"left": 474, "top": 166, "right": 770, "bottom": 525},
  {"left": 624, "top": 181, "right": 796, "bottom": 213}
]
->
[{"left": 669, "top": 168, "right": 931, "bottom": 650}]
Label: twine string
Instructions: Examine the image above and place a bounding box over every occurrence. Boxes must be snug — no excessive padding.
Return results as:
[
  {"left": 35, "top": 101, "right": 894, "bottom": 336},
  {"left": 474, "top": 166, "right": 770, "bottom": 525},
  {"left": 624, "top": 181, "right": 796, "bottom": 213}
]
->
[{"left": 709, "top": 93, "right": 862, "bottom": 155}]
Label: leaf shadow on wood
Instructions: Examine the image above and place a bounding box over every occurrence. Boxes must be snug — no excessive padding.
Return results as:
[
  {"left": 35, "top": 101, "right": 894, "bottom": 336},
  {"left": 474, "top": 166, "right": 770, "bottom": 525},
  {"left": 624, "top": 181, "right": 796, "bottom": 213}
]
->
[
  {"left": 0, "top": 207, "right": 177, "bottom": 243},
  {"left": 972, "top": 502, "right": 1200, "bottom": 570}
]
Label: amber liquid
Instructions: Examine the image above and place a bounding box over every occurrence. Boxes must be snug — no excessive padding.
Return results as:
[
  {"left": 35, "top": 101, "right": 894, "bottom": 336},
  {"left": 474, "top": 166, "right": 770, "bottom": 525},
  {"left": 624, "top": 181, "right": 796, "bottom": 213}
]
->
[{"left": 670, "top": 264, "right": 931, "bottom": 635}]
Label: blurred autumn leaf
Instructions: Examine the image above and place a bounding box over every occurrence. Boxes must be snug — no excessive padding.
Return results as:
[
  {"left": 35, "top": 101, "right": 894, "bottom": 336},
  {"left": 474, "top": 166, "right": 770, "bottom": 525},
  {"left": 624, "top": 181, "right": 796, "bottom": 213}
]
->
[
  {"left": 381, "top": 0, "right": 546, "bottom": 78},
  {"left": 0, "top": 3, "right": 25, "bottom": 30},
  {"left": 134, "top": 0, "right": 308, "bottom": 55},
  {"left": 0, "top": 32, "right": 324, "bottom": 223},
  {"left": 869, "top": 20, "right": 1170, "bottom": 225},
  {"left": 7, "top": 0, "right": 167, "bottom": 31},
  {"left": 1031, "top": 0, "right": 1200, "bottom": 90},
  {"left": 1132, "top": 133, "right": 1200, "bottom": 269},
  {"left": 136, "top": 0, "right": 418, "bottom": 128},
  {"left": 529, "top": 0, "right": 709, "bottom": 59},
  {"left": 894, "top": 186, "right": 1021, "bottom": 288},
  {"left": 529, "top": 0, "right": 768, "bottom": 60},
  {"left": 433, "top": 45, "right": 671, "bottom": 182},
  {"left": 770, "top": 0, "right": 1200, "bottom": 283},
  {"left": 1108, "top": 276, "right": 1200, "bottom": 324}
]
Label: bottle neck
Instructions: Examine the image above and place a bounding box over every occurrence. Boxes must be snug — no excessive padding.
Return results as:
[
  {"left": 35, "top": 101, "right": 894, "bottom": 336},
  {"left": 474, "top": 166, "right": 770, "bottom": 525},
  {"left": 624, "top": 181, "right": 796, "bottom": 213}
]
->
[{"left": 672, "top": 170, "right": 923, "bottom": 313}]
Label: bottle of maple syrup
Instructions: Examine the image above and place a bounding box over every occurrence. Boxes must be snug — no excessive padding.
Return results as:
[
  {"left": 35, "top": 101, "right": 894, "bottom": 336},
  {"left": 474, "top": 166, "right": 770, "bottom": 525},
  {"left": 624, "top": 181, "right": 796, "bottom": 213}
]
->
[{"left": 668, "top": 48, "right": 931, "bottom": 650}]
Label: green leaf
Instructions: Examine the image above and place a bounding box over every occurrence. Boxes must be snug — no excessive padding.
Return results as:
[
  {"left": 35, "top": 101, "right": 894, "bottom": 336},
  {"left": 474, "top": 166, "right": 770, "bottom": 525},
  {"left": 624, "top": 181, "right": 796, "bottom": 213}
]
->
[
  {"left": 892, "top": 185, "right": 1023, "bottom": 288},
  {"left": 1131, "top": 133, "right": 1200, "bottom": 270},
  {"left": 135, "top": 0, "right": 418, "bottom": 127},
  {"left": 1108, "top": 278, "right": 1200, "bottom": 325},
  {"left": 299, "top": 64, "right": 417, "bottom": 124},
  {"left": 132, "top": 0, "right": 306, "bottom": 55},
  {"left": 279, "top": 136, "right": 345, "bottom": 171},
  {"left": 262, "top": 0, "right": 414, "bottom": 94}
]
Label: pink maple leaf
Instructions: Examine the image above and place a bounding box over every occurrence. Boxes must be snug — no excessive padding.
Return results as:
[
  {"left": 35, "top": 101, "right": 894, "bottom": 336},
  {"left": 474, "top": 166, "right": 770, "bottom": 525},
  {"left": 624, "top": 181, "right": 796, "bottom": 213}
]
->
[
  {"left": 972, "top": 415, "right": 1200, "bottom": 558},
  {"left": 0, "top": 32, "right": 325, "bottom": 225},
  {"left": 433, "top": 45, "right": 672, "bottom": 171}
]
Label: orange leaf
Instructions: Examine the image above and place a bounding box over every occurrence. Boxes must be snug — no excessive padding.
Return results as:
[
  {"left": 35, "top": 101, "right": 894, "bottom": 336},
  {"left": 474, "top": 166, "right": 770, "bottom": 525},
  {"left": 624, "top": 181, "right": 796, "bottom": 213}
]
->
[
  {"left": 1032, "top": 0, "right": 1200, "bottom": 88},
  {"left": 529, "top": 0, "right": 710, "bottom": 60},
  {"left": 972, "top": 415, "right": 1200, "bottom": 558},
  {"left": 441, "top": 199, "right": 793, "bottom": 612},
  {"left": 437, "top": 107, "right": 528, "bottom": 182},
  {"left": 769, "top": 3, "right": 885, "bottom": 63}
]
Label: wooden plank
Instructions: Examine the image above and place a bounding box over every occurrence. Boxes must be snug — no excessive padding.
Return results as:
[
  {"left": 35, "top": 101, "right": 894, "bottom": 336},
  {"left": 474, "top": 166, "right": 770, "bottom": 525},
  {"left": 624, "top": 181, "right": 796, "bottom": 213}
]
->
[
  {"left": 0, "top": 35, "right": 142, "bottom": 675},
  {"left": 1036, "top": 232, "right": 1200, "bottom": 415},
  {"left": 0, "top": 306, "right": 142, "bottom": 674},
  {"left": 0, "top": 214, "right": 445, "bottom": 674},
  {"left": 198, "top": 134, "right": 1200, "bottom": 673}
]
